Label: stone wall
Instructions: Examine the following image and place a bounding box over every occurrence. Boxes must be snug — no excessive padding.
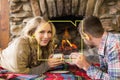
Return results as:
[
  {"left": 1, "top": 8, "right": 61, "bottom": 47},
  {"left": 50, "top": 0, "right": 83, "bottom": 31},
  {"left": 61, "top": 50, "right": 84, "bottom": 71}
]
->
[{"left": 9, "top": 0, "right": 120, "bottom": 39}]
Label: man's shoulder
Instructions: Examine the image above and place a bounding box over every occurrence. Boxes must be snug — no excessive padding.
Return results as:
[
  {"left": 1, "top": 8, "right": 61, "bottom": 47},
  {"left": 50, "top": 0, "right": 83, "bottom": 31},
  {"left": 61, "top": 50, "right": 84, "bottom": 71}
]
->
[
  {"left": 108, "top": 32, "right": 120, "bottom": 40},
  {"left": 107, "top": 32, "right": 120, "bottom": 46},
  {"left": 109, "top": 32, "right": 120, "bottom": 37}
]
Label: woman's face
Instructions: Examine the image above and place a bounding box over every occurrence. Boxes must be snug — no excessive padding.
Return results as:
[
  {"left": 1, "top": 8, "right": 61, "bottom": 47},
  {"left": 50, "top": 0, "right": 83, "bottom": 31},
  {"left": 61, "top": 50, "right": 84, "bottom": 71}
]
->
[{"left": 34, "top": 22, "right": 52, "bottom": 46}]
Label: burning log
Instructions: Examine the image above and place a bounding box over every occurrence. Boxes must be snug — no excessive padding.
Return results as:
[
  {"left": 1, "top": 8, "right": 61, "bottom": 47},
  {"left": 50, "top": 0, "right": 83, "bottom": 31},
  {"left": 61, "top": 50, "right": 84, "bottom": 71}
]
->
[
  {"left": 54, "top": 28, "right": 78, "bottom": 55},
  {"left": 66, "top": 40, "right": 72, "bottom": 47}
]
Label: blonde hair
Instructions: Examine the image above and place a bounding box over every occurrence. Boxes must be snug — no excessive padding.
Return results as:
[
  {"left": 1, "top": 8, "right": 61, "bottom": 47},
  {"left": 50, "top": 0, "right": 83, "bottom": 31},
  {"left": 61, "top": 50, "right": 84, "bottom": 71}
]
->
[
  {"left": 22, "top": 16, "right": 56, "bottom": 40},
  {"left": 22, "top": 16, "right": 56, "bottom": 60}
]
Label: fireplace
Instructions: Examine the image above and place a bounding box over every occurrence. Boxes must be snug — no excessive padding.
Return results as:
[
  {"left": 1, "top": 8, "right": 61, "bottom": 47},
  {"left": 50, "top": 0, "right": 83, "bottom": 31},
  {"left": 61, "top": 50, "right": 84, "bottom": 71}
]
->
[
  {"left": 50, "top": 15, "right": 85, "bottom": 55},
  {"left": 9, "top": 0, "right": 120, "bottom": 42}
]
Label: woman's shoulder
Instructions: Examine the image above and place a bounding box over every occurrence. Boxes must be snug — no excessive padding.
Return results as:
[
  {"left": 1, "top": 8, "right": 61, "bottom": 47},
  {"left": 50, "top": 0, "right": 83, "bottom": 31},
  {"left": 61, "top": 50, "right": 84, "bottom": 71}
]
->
[
  {"left": 18, "top": 36, "right": 31, "bottom": 45},
  {"left": 17, "top": 36, "right": 29, "bottom": 42},
  {"left": 2, "top": 36, "right": 31, "bottom": 54},
  {"left": 9, "top": 36, "right": 30, "bottom": 46}
]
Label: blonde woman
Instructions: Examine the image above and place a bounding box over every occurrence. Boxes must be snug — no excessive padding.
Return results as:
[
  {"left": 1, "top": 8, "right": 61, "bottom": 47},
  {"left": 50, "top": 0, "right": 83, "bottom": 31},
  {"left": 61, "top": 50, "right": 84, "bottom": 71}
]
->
[{"left": 0, "top": 16, "right": 64, "bottom": 75}]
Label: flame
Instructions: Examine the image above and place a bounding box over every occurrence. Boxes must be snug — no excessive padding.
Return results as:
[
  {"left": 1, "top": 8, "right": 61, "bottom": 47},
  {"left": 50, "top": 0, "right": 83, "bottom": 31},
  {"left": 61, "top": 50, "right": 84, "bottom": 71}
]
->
[
  {"left": 63, "top": 28, "right": 71, "bottom": 39},
  {"left": 54, "top": 28, "right": 78, "bottom": 54},
  {"left": 71, "top": 43, "right": 77, "bottom": 49},
  {"left": 62, "top": 40, "right": 66, "bottom": 49},
  {"left": 66, "top": 40, "right": 73, "bottom": 47},
  {"left": 61, "top": 28, "right": 77, "bottom": 50},
  {"left": 61, "top": 39, "right": 77, "bottom": 49}
]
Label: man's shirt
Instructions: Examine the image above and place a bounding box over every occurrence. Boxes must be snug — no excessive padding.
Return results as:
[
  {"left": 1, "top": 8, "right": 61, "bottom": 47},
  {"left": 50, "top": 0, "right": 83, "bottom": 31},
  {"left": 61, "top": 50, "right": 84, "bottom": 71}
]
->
[{"left": 87, "top": 32, "right": 120, "bottom": 80}]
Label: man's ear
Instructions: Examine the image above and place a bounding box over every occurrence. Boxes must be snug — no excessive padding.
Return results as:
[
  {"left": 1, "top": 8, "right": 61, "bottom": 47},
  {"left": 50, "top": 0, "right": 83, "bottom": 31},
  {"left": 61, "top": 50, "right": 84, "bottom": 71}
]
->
[
  {"left": 84, "top": 33, "right": 90, "bottom": 40},
  {"left": 85, "top": 34, "right": 90, "bottom": 40}
]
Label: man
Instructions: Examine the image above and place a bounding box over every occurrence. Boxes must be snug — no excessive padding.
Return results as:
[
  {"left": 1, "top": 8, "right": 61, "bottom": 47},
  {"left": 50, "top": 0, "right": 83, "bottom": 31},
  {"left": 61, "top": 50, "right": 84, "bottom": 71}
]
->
[{"left": 70, "top": 16, "right": 120, "bottom": 80}]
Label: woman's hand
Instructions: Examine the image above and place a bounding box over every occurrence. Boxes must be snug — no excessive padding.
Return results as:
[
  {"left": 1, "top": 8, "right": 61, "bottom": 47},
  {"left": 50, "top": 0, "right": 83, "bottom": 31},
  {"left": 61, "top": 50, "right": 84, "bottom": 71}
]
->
[
  {"left": 47, "top": 54, "right": 64, "bottom": 68},
  {"left": 69, "top": 52, "right": 91, "bottom": 71}
]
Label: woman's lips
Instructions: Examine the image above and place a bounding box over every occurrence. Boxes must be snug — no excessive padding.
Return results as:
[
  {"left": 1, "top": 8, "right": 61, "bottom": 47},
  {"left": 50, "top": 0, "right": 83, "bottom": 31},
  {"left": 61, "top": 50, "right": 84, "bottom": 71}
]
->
[{"left": 42, "top": 40, "right": 49, "bottom": 43}]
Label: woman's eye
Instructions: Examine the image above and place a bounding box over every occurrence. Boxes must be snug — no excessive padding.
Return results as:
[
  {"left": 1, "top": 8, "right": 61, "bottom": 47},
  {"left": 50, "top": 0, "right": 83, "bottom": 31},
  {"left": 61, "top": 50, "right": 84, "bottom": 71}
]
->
[
  {"left": 48, "top": 31, "right": 52, "bottom": 33},
  {"left": 39, "top": 31, "right": 44, "bottom": 33}
]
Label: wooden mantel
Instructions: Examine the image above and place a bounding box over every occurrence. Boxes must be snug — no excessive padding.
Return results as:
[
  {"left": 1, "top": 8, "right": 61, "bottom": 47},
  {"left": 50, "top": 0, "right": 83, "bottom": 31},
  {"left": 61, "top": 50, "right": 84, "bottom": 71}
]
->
[{"left": 0, "top": 0, "right": 10, "bottom": 49}]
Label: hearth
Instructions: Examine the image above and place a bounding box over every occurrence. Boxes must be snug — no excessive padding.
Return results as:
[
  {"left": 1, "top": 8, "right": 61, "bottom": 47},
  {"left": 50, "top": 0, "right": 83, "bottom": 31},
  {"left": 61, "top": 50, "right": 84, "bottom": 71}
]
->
[{"left": 50, "top": 15, "right": 85, "bottom": 55}]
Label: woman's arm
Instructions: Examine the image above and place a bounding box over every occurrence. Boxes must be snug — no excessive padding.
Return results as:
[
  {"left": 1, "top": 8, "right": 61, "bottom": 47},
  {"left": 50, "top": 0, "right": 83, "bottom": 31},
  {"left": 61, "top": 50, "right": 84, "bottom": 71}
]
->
[
  {"left": 29, "top": 62, "right": 50, "bottom": 75},
  {"left": 16, "top": 37, "right": 54, "bottom": 75},
  {"left": 0, "top": 37, "right": 30, "bottom": 73}
]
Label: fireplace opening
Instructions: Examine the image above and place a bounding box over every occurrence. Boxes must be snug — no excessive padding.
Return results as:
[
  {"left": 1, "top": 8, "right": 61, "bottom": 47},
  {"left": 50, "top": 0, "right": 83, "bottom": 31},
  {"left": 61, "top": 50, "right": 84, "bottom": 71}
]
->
[{"left": 50, "top": 15, "right": 86, "bottom": 55}]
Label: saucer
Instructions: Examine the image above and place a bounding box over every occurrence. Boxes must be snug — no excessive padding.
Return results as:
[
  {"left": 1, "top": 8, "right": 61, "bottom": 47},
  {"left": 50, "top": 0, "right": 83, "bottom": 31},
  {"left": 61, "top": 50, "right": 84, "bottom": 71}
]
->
[{"left": 50, "top": 70, "right": 69, "bottom": 73}]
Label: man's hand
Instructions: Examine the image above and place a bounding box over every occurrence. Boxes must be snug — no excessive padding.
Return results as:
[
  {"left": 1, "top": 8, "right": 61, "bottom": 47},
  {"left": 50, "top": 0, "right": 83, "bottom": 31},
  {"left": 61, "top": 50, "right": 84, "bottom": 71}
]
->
[{"left": 70, "top": 52, "right": 91, "bottom": 71}]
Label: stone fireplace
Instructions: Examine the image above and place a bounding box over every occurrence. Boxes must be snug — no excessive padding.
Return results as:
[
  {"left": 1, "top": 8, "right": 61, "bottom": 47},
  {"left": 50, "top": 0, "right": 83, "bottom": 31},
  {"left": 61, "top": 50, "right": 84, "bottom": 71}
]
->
[
  {"left": 9, "top": 0, "right": 120, "bottom": 58},
  {"left": 50, "top": 15, "right": 83, "bottom": 54},
  {"left": 9, "top": 0, "right": 120, "bottom": 38}
]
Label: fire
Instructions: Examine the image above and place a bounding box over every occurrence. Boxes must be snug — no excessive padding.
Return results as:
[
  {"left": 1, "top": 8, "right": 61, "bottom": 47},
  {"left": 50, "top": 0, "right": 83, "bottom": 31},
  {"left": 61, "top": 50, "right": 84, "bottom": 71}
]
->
[
  {"left": 62, "top": 39, "right": 77, "bottom": 49},
  {"left": 54, "top": 28, "right": 78, "bottom": 54},
  {"left": 63, "top": 28, "right": 71, "bottom": 40},
  {"left": 61, "top": 28, "right": 78, "bottom": 54}
]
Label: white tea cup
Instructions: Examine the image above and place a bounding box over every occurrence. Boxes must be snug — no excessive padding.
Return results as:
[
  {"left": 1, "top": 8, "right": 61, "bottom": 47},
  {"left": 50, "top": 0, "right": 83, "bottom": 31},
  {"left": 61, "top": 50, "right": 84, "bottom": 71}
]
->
[{"left": 53, "top": 54, "right": 64, "bottom": 60}]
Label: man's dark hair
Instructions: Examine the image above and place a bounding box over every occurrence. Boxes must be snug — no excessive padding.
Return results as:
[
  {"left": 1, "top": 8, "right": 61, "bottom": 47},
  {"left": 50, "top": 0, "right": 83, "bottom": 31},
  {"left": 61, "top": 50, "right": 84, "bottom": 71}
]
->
[{"left": 79, "top": 15, "right": 104, "bottom": 38}]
